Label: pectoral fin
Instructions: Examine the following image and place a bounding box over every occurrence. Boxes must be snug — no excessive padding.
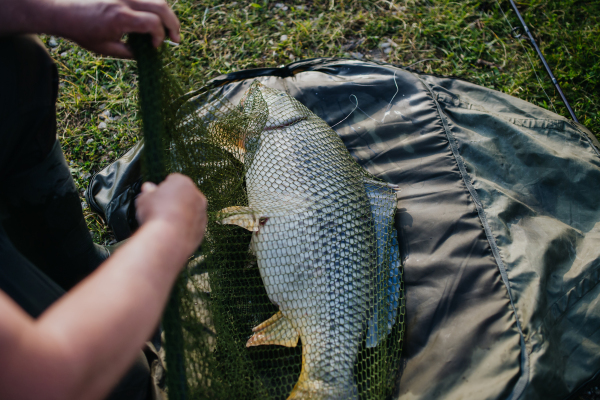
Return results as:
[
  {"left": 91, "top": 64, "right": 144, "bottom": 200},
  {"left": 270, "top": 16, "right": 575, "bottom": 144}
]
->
[
  {"left": 218, "top": 206, "right": 257, "bottom": 231},
  {"left": 247, "top": 311, "right": 299, "bottom": 348}
]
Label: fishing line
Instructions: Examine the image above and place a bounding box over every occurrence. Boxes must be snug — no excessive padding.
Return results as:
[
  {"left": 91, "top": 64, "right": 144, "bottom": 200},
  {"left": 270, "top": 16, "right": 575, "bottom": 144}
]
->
[
  {"left": 331, "top": 95, "right": 360, "bottom": 128},
  {"left": 382, "top": 70, "right": 400, "bottom": 123},
  {"left": 332, "top": 70, "right": 400, "bottom": 128},
  {"left": 494, "top": 0, "right": 558, "bottom": 114}
]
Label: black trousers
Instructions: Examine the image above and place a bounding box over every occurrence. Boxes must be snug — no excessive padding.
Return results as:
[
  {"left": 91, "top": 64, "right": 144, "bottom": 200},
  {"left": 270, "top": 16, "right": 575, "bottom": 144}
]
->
[{"left": 0, "top": 35, "right": 153, "bottom": 400}]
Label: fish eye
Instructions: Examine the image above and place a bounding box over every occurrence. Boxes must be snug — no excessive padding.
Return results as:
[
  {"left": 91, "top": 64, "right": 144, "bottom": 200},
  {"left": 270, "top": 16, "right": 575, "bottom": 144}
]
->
[{"left": 259, "top": 217, "right": 269, "bottom": 226}]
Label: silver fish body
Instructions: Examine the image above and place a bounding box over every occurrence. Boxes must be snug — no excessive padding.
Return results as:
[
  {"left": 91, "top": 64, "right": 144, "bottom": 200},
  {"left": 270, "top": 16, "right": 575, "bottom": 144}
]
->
[{"left": 220, "top": 83, "right": 397, "bottom": 399}]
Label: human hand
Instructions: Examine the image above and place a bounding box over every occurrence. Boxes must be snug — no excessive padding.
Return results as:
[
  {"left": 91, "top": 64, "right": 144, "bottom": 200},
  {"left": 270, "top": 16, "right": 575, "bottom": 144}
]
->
[
  {"left": 49, "top": 0, "right": 180, "bottom": 58},
  {"left": 135, "top": 174, "right": 207, "bottom": 256}
]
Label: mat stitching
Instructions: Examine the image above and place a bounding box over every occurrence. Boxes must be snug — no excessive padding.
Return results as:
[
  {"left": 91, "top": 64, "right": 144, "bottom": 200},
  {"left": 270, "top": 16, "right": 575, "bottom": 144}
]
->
[{"left": 415, "top": 74, "right": 530, "bottom": 400}]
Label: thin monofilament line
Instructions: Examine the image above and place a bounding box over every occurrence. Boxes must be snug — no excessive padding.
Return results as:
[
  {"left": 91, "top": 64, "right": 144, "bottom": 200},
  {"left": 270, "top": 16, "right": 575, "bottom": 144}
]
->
[
  {"left": 332, "top": 71, "right": 399, "bottom": 128},
  {"left": 382, "top": 71, "right": 400, "bottom": 123},
  {"left": 494, "top": 0, "right": 558, "bottom": 114},
  {"left": 331, "top": 94, "right": 359, "bottom": 128}
]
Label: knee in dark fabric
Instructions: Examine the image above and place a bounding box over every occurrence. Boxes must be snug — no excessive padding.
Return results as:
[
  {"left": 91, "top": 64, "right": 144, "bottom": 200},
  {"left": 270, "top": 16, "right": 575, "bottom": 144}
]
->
[
  {"left": 0, "top": 35, "right": 59, "bottom": 180},
  {"left": 1, "top": 141, "right": 109, "bottom": 291},
  {"left": 0, "top": 224, "right": 65, "bottom": 318}
]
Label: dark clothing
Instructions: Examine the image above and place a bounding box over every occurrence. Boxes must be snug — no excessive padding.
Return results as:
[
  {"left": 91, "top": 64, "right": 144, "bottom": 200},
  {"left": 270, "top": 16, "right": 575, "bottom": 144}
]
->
[
  {"left": 2, "top": 140, "right": 106, "bottom": 290},
  {"left": 0, "top": 34, "right": 66, "bottom": 312},
  {"left": 0, "top": 35, "right": 154, "bottom": 400},
  {"left": 0, "top": 223, "right": 64, "bottom": 317},
  {"left": 0, "top": 35, "right": 58, "bottom": 180}
]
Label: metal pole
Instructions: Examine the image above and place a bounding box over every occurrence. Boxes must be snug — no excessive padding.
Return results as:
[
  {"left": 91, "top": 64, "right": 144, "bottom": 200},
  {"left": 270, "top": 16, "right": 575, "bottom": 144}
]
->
[{"left": 507, "top": 0, "right": 579, "bottom": 123}]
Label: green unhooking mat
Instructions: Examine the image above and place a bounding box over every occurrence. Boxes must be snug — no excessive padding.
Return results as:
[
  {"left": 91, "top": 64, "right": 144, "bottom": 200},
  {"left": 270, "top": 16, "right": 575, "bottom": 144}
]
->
[{"left": 87, "top": 57, "right": 600, "bottom": 400}]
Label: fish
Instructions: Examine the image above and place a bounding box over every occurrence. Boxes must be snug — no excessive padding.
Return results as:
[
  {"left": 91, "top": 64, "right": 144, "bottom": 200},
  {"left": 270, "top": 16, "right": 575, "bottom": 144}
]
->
[{"left": 219, "top": 83, "right": 398, "bottom": 399}]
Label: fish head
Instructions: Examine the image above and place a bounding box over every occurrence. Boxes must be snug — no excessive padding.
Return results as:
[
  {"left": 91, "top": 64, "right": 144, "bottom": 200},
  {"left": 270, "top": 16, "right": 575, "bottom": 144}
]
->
[
  {"left": 260, "top": 88, "right": 307, "bottom": 131},
  {"left": 241, "top": 83, "right": 320, "bottom": 211},
  {"left": 240, "top": 83, "right": 307, "bottom": 157}
]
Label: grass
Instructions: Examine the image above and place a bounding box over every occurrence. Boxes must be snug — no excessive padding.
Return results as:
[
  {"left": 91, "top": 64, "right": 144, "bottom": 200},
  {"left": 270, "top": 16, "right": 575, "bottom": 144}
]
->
[
  {"left": 40, "top": 0, "right": 599, "bottom": 397},
  {"left": 45, "top": 0, "right": 599, "bottom": 249},
  {"left": 46, "top": 0, "right": 598, "bottom": 254}
]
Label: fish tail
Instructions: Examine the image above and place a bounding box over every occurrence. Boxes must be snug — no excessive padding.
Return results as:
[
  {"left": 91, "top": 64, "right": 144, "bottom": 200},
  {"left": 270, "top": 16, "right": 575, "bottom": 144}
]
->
[
  {"left": 287, "top": 349, "right": 357, "bottom": 400},
  {"left": 287, "top": 377, "right": 357, "bottom": 400}
]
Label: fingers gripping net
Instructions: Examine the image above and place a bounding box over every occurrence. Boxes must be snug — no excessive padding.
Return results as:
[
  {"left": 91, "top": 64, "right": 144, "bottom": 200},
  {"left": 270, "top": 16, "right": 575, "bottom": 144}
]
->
[{"left": 165, "top": 81, "right": 405, "bottom": 400}]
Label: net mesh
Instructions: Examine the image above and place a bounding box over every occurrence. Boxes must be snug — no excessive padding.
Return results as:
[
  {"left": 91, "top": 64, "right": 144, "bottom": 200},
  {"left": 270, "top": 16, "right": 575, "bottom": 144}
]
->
[{"left": 135, "top": 42, "right": 405, "bottom": 400}]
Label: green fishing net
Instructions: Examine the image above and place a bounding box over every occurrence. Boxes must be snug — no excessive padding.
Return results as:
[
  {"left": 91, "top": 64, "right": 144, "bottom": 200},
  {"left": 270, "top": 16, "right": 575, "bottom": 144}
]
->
[{"left": 132, "top": 38, "right": 405, "bottom": 400}]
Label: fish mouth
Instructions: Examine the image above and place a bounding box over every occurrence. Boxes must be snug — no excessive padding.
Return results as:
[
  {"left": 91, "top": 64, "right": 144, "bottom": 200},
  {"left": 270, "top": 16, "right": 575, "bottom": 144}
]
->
[
  {"left": 234, "top": 114, "right": 306, "bottom": 153},
  {"left": 263, "top": 115, "right": 307, "bottom": 132}
]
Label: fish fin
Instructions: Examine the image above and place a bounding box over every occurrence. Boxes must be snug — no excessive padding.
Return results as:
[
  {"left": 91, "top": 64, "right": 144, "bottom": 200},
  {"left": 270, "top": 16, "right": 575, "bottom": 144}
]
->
[
  {"left": 362, "top": 176, "right": 400, "bottom": 191},
  {"left": 288, "top": 374, "right": 358, "bottom": 400},
  {"left": 210, "top": 121, "right": 246, "bottom": 163},
  {"left": 363, "top": 176, "right": 401, "bottom": 347},
  {"left": 246, "top": 311, "right": 299, "bottom": 348},
  {"left": 221, "top": 145, "right": 245, "bottom": 163},
  {"left": 218, "top": 206, "right": 257, "bottom": 231},
  {"left": 287, "top": 331, "right": 358, "bottom": 400}
]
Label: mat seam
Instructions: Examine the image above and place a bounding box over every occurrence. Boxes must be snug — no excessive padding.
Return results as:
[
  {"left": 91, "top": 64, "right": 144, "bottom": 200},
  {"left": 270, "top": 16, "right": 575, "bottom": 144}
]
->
[
  {"left": 414, "top": 74, "right": 530, "bottom": 400},
  {"left": 568, "top": 121, "right": 600, "bottom": 158}
]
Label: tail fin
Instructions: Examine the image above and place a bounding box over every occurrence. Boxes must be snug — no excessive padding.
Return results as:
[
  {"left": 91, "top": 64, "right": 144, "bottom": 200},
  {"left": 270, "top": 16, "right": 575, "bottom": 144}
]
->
[
  {"left": 287, "top": 349, "right": 358, "bottom": 400},
  {"left": 288, "top": 376, "right": 358, "bottom": 400}
]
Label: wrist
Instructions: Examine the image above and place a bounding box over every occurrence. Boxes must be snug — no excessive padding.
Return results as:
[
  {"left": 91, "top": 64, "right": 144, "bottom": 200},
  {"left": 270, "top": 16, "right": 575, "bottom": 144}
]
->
[
  {"left": 22, "top": 0, "right": 89, "bottom": 41},
  {"left": 36, "top": 0, "right": 79, "bottom": 39},
  {"left": 140, "top": 219, "right": 198, "bottom": 267},
  {"left": 0, "top": 0, "right": 57, "bottom": 35}
]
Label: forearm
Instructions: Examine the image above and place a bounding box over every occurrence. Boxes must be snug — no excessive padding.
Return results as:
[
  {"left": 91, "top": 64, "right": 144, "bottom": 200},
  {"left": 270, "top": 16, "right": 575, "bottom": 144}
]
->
[
  {"left": 4, "top": 220, "right": 191, "bottom": 400},
  {"left": 0, "top": 0, "right": 103, "bottom": 39},
  {"left": 0, "top": 0, "right": 60, "bottom": 36},
  {"left": 0, "top": 0, "right": 181, "bottom": 57}
]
